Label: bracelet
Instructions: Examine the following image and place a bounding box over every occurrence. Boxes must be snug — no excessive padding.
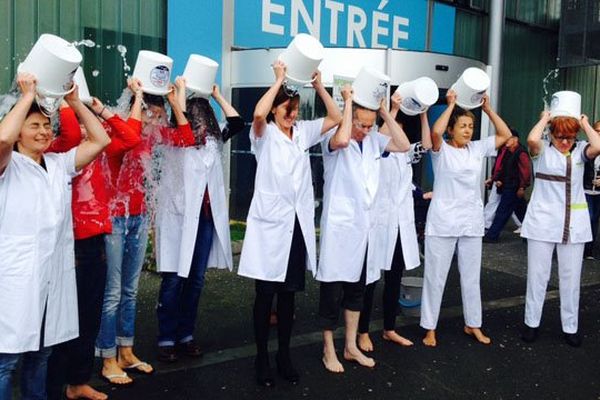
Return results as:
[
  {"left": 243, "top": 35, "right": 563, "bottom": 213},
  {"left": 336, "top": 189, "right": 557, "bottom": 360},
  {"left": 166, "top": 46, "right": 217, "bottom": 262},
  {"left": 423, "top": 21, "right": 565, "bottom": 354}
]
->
[{"left": 98, "top": 106, "right": 106, "bottom": 118}]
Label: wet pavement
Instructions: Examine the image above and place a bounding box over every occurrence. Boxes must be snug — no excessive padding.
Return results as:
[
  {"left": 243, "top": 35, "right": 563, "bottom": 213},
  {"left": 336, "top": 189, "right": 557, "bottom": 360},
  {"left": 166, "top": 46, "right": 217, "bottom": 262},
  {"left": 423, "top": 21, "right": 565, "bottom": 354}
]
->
[{"left": 93, "top": 227, "right": 600, "bottom": 399}]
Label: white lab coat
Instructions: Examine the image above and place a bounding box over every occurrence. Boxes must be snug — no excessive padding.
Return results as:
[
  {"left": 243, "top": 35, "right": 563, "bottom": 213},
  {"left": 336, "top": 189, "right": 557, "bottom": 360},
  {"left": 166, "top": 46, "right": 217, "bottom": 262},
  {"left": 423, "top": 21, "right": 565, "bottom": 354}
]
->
[
  {"left": 0, "top": 150, "right": 79, "bottom": 353},
  {"left": 238, "top": 119, "right": 324, "bottom": 282},
  {"left": 317, "top": 130, "right": 390, "bottom": 285},
  {"left": 369, "top": 149, "right": 420, "bottom": 272},
  {"left": 426, "top": 136, "right": 497, "bottom": 237},
  {"left": 521, "top": 140, "right": 592, "bottom": 243},
  {"left": 156, "top": 144, "right": 232, "bottom": 278}
]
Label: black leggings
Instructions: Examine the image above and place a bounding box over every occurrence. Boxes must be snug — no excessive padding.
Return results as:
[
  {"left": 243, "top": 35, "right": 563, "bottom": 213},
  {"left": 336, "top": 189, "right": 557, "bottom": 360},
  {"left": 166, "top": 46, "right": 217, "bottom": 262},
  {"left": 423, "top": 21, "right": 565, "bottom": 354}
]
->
[
  {"left": 253, "top": 289, "right": 295, "bottom": 361},
  {"left": 359, "top": 236, "right": 405, "bottom": 333}
]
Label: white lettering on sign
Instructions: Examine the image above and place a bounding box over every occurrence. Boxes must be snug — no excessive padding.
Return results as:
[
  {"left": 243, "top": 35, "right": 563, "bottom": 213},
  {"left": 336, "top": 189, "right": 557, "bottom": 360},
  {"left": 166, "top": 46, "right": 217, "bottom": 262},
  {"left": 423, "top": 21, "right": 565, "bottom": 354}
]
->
[
  {"left": 325, "top": 0, "right": 344, "bottom": 45},
  {"left": 291, "top": 0, "right": 321, "bottom": 36},
  {"left": 347, "top": 5, "right": 367, "bottom": 47},
  {"left": 262, "top": 0, "right": 285, "bottom": 35},
  {"left": 261, "top": 0, "right": 410, "bottom": 48}
]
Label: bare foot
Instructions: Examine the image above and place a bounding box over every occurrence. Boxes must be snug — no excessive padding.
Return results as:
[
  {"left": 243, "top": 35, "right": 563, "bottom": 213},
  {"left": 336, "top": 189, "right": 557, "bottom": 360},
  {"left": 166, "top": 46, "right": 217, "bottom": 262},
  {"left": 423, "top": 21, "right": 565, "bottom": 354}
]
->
[
  {"left": 118, "top": 348, "right": 154, "bottom": 374},
  {"left": 66, "top": 384, "right": 107, "bottom": 400},
  {"left": 343, "top": 347, "right": 375, "bottom": 368},
  {"left": 464, "top": 326, "right": 491, "bottom": 345},
  {"left": 101, "top": 358, "right": 133, "bottom": 385},
  {"left": 322, "top": 349, "right": 344, "bottom": 373},
  {"left": 358, "top": 333, "right": 374, "bottom": 352},
  {"left": 422, "top": 330, "right": 437, "bottom": 347},
  {"left": 383, "top": 330, "right": 414, "bottom": 346}
]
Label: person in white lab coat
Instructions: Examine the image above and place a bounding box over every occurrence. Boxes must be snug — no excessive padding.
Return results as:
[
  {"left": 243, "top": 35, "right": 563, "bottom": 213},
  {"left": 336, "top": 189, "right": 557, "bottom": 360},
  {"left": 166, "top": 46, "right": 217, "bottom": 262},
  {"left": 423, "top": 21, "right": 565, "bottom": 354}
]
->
[
  {"left": 420, "top": 90, "right": 511, "bottom": 347},
  {"left": 0, "top": 73, "right": 110, "bottom": 399},
  {"left": 358, "top": 93, "right": 432, "bottom": 352},
  {"left": 318, "top": 86, "right": 410, "bottom": 373},
  {"left": 155, "top": 79, "right": 245, "bottom": 362},
  {"left": 520, "top": 112, "right": 600, "bottom": 347},
  {"left": 238, "top": 60, "right": 342, "bottom": 387}
]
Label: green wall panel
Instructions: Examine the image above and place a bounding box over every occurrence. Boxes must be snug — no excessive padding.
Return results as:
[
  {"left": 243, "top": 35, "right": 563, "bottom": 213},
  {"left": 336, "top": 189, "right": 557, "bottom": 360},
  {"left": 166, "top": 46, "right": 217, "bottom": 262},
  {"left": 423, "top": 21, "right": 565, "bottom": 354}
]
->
[
  {"left": 563, "top": 66, "right": 600, "bottom": 123},
  {"left": 0, "top": 0, "right": 166, "bottom": 104},
  {"left": 453, "top": 9, "right": 488, "bottom": 62}
]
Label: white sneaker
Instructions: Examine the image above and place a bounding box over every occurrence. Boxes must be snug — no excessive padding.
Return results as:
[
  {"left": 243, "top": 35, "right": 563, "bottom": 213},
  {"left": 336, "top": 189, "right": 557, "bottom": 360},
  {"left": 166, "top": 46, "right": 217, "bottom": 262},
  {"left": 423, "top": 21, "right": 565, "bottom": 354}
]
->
[{"left": 513, "top": 227, "right": 521, "bottom": 234}]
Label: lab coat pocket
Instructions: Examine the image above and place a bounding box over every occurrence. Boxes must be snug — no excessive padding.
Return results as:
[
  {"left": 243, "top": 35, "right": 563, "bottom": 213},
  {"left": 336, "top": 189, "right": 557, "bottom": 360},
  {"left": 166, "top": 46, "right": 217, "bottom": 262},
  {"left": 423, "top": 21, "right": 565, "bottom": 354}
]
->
[
  {"left": 253, "top": 191, "right": 284, "bottom": 223},
  {"left": 0, "top": 234, "right": 35, "bottom": 279},
  {"left": 328, "top": 195, "right": 356, "bottom": 226}
]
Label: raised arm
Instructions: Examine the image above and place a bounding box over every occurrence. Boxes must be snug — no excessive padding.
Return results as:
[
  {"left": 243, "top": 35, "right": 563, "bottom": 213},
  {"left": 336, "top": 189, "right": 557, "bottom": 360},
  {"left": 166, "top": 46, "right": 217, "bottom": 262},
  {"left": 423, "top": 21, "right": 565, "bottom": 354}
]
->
[
  {"left": 481, "top": 95, "right": 511, "bottom": 149},
  {"left": 252, "top": 60, "right": 286, "bottom": 138},
  {"left": 431, "top": 90, "right": 457, "bottom": 151},
  {"left": 0, "top": 73, "right": 37, "bottom": 174},
  {"left": 380, "top": 99, "right": 410, "bottom": 153},
  {"left": 127, "top": 78, "right": 143, "bottom": 121},
  {"left": 582, "top": 114, "right": 600, "bottom": 159},
  {"left": 65, "top": 86, "right": 111, "bottom": 171},
  {"left": 328, "top": 85, "right": 353, "bottom": 150},
  {"left": 167, "top": 83, "right": 190, "bottom": 127},
  {"left": 212, "top": 84, "right": 239, "bottom": 118},
  {"left": 527, "top": 111, "right": 551, "bottom": 157},
  {"left": 379, "top": 92, "right": 401, "bottom": 135},
  {"left": 419, "top": 112, "right": 432, "bottom": 150},
  {"left": 312, "top": 70, "right": 342, "bottom": 133},
  {"left": 175, "top": 76, "right": 187, "bottom": 112}
]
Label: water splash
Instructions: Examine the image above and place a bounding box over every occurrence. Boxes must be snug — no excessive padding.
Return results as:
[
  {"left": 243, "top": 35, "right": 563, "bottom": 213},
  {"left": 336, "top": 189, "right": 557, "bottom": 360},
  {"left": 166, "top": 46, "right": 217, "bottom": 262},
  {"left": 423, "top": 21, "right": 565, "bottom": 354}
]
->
[
  {"left": 92, "top": 70, "right": 100, "bottom": 77},
  {"left": 542, "top": 68, "right": 560, "bottom": 110},
  {"left": 0, "top": 92, "right": 19, "bottom": 121},
  {"left": 116, "top": 45, "right": 131, "bottom": 74},
  {"left": 71, "top": 39, "right": 96, "bottom": 48}
]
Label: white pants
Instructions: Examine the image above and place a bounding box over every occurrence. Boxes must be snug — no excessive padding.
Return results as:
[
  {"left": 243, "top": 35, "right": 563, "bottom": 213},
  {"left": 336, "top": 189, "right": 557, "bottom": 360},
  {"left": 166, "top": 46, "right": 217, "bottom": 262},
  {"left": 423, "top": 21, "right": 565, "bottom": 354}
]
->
[
  {"left": 420, "top": 236, "right": 483, "bottom": 330},
  {"left": 484, "top": 186, "right": 522, "bottom": 229},
  {"left": 525, "top": 239, "right": 584, "bottom": 334}
]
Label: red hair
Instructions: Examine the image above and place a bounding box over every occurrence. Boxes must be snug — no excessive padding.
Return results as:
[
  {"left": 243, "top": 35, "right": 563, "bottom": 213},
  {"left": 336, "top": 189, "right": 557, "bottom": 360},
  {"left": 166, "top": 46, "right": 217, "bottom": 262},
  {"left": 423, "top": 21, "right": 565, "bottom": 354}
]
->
[{"left": 550, "top": 117, "right": 579, "bottom": 138}]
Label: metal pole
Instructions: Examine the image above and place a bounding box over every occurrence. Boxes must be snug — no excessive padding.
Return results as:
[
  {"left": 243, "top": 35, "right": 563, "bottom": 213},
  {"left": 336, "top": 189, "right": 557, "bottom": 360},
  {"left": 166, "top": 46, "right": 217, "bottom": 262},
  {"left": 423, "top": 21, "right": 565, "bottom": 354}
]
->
[
  {"left": 222, "top": 0, "right": 235, "bottom": 204},
  {"left": 488, "top": 0, "right": 505, "bottom": 113}
]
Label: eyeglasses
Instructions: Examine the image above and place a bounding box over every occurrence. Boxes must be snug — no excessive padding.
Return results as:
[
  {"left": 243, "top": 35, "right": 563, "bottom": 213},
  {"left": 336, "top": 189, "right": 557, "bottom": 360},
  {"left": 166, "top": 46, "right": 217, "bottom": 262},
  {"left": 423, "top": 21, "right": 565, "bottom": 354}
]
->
[{"left": 552, "top": 135, "right": 576, "bottom": 143}]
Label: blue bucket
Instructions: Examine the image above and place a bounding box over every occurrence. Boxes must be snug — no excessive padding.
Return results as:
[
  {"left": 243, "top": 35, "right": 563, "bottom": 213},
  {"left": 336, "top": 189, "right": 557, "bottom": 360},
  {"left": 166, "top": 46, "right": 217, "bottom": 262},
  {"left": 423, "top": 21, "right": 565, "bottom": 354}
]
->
[{"left": 399, "top": 277, "right": 423, "bottom": 317}]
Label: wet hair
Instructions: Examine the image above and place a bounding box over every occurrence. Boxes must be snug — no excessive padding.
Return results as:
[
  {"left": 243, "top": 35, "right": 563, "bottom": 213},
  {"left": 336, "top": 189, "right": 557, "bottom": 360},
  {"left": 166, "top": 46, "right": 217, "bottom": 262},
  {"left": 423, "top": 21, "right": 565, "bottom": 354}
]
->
[
  {"left": 186, "top": 97, "right": 221, "bottom": 144},
  {"left": 128, "top": 92, "right": 165, "bottom": 109},
  {"left": 26, "top": 102, "right": 49, "bottom": 120},
  {"left": 448, "top": 107, "right": 476, "bottom": 130},
  {"left": 266, "top": 86, "right": 300, "bottom": 123},
  {"left": 550, "top": 116, "right": 579, "bottom": 138}
]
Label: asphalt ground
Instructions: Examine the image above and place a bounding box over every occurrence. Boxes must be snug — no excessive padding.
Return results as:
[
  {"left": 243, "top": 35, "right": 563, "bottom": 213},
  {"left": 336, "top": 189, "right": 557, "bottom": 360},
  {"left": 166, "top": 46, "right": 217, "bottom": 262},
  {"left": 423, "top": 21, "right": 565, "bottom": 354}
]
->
[{"left": 90, "top": 227, "right": 600, "bottom": 399}]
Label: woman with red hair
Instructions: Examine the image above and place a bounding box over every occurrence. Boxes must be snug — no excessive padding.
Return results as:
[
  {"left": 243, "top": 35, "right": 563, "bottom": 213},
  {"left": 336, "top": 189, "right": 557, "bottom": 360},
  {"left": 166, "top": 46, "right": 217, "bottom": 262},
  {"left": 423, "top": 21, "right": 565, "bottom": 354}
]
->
[{"left": 521, "top": 111, "right": 600, "bottom": 347}]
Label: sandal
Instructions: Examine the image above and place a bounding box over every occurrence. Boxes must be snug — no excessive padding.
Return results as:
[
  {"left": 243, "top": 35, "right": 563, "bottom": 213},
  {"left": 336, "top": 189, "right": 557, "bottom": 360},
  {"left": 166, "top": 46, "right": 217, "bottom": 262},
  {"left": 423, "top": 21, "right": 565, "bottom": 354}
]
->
[
  {"left": 120, "top": 361, "right": 154, "bottom": 375},
  {"left": 99, "top": 372, "right": 133, "bottom": 386}
]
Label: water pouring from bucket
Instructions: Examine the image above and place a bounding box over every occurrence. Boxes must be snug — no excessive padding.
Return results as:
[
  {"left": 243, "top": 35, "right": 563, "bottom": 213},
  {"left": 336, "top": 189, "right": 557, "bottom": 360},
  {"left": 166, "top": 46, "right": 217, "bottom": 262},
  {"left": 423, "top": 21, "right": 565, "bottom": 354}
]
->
[
  {"left": 182, "top": 54, "right": 219, "bottom": 99},
  {"left": 17, "top": 33, "right": 82, "bottom": 116},
  {"left": 549, "top": 91, "right": 581, "bottom": 120},
  {"left": 277, "top": 33, "right": 324, "bottom": 94},
  {"left": 132, "top": 50, "right": 173, "bottom": 96},
  {"left": 395, "top": 77, "right": 439, "bottom": 116},
  {"left": 73, "top": 67, "right": 93, "bottom": 106},
  {"left": 450, "top": 67, "right": 490, "bottom": 110},
  {"left": 352, "top": 66, "right": 391, "bottom": 111}
]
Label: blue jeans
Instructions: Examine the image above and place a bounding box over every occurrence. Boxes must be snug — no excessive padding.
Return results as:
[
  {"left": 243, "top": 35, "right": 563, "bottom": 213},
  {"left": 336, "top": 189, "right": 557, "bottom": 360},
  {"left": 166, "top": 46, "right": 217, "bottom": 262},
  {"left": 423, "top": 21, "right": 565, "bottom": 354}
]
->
[
  {"left": 0, "top": 348, "right": 52, "bottom": 400},
  {"left": 485, "top": 187, "right": 527, "bottom": 241},
  {"left": 585, "top": 194, "right": 600, "bottom": 256},
  {"left": 96, "top": 215, "right": 149, "bottom": 358},
  {"left": 157, "top": 212, "right": 214, "bottom": 346}
]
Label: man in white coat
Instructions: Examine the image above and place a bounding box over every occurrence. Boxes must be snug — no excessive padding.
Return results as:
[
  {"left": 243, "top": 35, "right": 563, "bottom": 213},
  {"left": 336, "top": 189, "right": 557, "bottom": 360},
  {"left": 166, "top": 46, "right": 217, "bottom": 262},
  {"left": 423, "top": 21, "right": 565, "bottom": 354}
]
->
[{"left": 318, "top": 85, "right": 410, "bottom": 373}]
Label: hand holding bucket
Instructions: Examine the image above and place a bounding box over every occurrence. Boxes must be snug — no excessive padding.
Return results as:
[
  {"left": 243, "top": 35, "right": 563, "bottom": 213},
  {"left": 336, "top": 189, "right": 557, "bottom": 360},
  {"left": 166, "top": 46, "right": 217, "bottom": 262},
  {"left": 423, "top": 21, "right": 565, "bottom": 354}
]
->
[
  {"left": 395, "top": 77, "right": 439, "bottom": 116},
  {"left": 278, "top": 33, "right": 324, "bottom": 87},
  {"left": 132, "top": 50, "right": 173, "bottom": 96},
  {"left": 182, "top": 54, "right": 219, "bottom": 99},
  {"left": 450, "top": 67, "right": 490, "bottom": 110},
  {"left": 550, "top": 91, "right": 581, "bottom": 120}
]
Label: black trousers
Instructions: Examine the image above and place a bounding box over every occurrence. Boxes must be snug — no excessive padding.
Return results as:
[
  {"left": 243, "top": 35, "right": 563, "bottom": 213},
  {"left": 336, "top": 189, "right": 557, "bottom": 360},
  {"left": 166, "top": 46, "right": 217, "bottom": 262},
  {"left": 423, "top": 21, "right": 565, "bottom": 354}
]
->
[
  {"left": 47, "top": 235, "right": 108, "bottom": 399},
  {"left": 318, "top": 253, "right": 367, "bottom": 331},
  {"left": 359, "top": 234, "right": 405, "bottom": 333}
]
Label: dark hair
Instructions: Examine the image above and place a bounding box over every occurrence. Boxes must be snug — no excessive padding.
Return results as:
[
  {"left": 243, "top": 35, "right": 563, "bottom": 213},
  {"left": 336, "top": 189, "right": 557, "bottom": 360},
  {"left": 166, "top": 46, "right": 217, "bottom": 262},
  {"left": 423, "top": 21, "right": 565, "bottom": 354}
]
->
[
  {"left": 12, "top": 102, "right": 51, "bottom": 151},
  {"left": 186, "top": 97, "right": 221, "bottom": 144},
  {"left": 266, "top": 86, "right": 300, "bottom": 123},
  {"left": 448, "top": 107, "right": 476, "bottom": 130},
  {"left": 128, "top": 92, "right": 166, "bottom": 108}
]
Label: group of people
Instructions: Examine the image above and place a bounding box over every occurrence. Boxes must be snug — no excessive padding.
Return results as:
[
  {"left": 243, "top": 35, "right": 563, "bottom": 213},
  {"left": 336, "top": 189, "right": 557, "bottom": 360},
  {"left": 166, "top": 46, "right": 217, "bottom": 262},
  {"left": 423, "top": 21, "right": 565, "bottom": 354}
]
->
[{"left": 1, "top": 58, "right": 599, "bottom": 399}]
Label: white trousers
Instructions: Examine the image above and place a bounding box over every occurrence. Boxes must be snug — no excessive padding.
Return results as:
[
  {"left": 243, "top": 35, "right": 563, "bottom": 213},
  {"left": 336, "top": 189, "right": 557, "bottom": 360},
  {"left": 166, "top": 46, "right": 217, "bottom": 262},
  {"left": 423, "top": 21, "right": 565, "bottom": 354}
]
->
[
  {"left": 484, "top": 186, "right": 522, "bottom": 229},
  {"left": 420, "top": 236, "right": 483, "bottom": 330},
  {"left": 525, "top": 239, "right": 584, "bottom": 334}
]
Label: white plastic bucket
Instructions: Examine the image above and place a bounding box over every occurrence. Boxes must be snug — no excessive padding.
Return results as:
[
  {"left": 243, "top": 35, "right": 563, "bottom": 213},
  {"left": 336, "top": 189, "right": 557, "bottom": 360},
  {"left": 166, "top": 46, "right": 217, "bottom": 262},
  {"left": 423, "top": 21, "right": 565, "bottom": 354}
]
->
[
  {"left": 352, "top": 67, "right": 391, "bottom": 111},
  {"left": 278, "top": 33, "right": 324, "bottom": 86},
  {"left": 183, "top": 54, "right": 219, "bottom": 99},
  {"left": 550, "top": 91, "right": 581, "bottom": 120},
  {"left": 132, "top": 50, "right": 173, "bottom": 96},
  {"left": 450, "top": 67, "right": 490, "bottom": 110},
  {"left": 18, "top": 33, "right": 82, "bottom": 98},
  {"left": 399, "top": 276, "right": 423, "bottom": 318},
  {"left": 395, "top": 77, "right": 439, "bottom": 116},
  {"left": 74, "top": 67, "right": 92, "bottom": 105}
]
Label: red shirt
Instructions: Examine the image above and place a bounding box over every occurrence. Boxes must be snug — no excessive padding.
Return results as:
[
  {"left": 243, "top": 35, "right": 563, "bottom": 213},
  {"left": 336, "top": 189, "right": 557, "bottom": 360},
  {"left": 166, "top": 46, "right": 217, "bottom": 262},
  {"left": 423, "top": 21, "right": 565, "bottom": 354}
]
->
[
  {"left": 109, "top": 123, "right": 195, "bottom": 217},
  {"left": 48, "top": 108, "right": 142, "bottom": 239}
]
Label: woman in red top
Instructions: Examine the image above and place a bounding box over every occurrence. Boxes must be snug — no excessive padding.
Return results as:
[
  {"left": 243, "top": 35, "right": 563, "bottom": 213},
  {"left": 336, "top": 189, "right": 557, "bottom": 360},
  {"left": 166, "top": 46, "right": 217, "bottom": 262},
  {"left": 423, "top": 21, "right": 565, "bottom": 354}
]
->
[
  {"left": 46, "top": 96, "right": 142, "bottom": 397},
  {"left": 95, "top": 79, "right": 194, "bottom": 385}
]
